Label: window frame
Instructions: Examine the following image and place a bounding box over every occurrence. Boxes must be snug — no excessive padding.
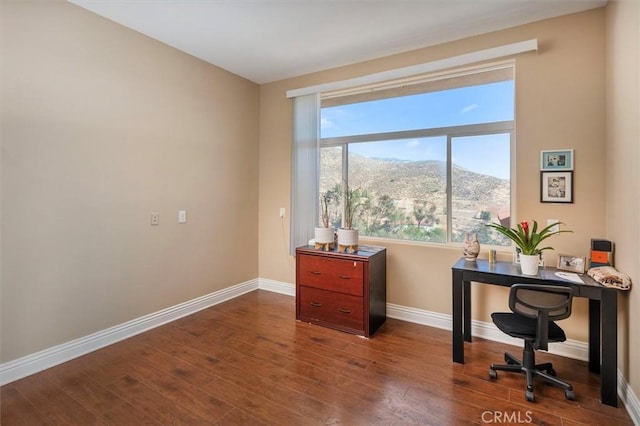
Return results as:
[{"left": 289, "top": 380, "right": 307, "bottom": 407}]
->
[{"left": 319, "top": 64, "right": 516, "bottom": 247}]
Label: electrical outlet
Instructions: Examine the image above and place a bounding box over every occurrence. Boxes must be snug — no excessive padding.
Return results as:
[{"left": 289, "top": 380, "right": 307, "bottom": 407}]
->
[
  {"left": 279, "top": 208, "right": 285, "bottom": 218},
  {"left": 178, "top": 210, "right": 187, "bottom": 223},
  {"left": 151, "top": 212, "right": 159, "bottom": 225}
]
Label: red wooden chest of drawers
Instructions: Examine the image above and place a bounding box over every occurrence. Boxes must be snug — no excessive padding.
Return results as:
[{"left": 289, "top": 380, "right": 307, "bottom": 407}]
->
[{"left": 295, "top": 245, "right": 386, "bottom": 337}]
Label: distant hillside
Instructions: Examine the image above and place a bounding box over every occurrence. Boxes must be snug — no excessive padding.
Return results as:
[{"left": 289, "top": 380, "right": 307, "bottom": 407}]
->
[{"left": 320, "top": 148, "right": 510, "bottom": 211}]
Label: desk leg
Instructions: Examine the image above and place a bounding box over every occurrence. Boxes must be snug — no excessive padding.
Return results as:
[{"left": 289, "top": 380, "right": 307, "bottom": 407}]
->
[
  {"left": 452, "top": 269, "right": 464, "bottom": 363},
  {"left": 600, "top": 289, "right": 618, "bottom": 407},
  {"left": 588, "top": 299, "right": 600, "bottom": 373},
  {"left": 464, "top": 280, "right": 472, "bottom": 342}
]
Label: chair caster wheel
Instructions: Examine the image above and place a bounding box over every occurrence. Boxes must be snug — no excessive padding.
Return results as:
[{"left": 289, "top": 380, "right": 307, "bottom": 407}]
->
[
  {"left": 547, "top": 368, "right": 557, "bottom": 376},
  {"left": 565, "top": 389, "right": 575, "bottom": 400},
  {"left": 489, "top": 368, "right": 497, "bottom": 380},
  {"left": 504, "top": 354, "right": 515, "bottom": 364},
  {"left": 525, "top": 390, "right": 535, "bottom": 402}
]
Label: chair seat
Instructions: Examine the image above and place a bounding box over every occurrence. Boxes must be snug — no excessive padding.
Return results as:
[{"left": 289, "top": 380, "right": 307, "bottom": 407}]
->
[{"left": 492, "top": 312, "right": 566, "bottom": 342}]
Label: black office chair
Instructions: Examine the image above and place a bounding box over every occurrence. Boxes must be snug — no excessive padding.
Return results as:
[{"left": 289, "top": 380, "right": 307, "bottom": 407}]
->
[{"left": 489, "top": 284, "right": 575, "bottom": 402}]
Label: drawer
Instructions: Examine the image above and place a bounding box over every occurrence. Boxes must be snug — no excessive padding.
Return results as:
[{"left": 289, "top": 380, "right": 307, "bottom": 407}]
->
[
  {"left": 299, "top": 287, "right": 364, "bottom": 331},
  {"left": 298, "top": 254, "right": 364, "bottom": 296}
]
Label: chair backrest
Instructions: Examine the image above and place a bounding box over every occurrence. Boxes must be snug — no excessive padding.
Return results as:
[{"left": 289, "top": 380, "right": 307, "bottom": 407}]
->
[{"left": 509, "top": 284, "right": 573, "bottom": 351}]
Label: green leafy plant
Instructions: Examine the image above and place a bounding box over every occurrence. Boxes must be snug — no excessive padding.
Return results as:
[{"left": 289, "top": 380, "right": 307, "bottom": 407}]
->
[
  {"left": 319, "top": 189, "right": 339, "bottom": 228},
  {"left": 320, "top": 193, "right": 331, "bottom": 228},
  {"left": 485, "top": 220, "right": 572, "bottom": 255},
  {"left": 343, "top": 187, "right": 364, "bottom": 230}
]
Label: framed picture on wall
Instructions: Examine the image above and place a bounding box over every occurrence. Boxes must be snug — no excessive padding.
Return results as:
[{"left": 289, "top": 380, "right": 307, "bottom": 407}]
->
[
  {"left": 541, "top": 149, "right": 574, "bottom": 170},
  {"left": 541, "top": 171, "right": 573, "bottom": 203}
]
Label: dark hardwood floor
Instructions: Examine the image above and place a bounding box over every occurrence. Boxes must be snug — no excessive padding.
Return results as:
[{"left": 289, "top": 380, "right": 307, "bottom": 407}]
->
[{"left": 1, "top": 290, "right": 632, "bottom": 425}]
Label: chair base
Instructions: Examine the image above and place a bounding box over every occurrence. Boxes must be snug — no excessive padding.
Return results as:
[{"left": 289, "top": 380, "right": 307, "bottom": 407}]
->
[{"left": 489, "top": 348, "right": 575, "bottom": 402}]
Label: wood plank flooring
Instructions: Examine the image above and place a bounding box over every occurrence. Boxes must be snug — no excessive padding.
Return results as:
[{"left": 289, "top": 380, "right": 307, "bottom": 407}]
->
[{"left": 1, "top": 290, "right": 632, "bottom": 425}]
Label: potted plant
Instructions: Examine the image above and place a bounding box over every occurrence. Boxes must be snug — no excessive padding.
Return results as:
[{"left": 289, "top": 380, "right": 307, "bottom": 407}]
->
[
  {"left": 337, "top": 187, "right": 363, "bottom": 252},
  {"left": 485, "top": 220, "right": 572, "bottom": 275},
  {"left": 314, "top": 191, "right": 336, "bottom": 250}
]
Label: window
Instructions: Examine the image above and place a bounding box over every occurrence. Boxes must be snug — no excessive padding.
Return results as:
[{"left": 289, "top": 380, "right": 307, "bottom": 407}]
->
[{"left": 319, "top": 63, "right": 514, "bottom": 246}]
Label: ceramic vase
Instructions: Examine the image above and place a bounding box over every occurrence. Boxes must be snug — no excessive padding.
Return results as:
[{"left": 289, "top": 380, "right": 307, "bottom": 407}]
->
[
  {"left": 314, "top": 226, "right": 335, "bottom": 250},
  {"left": 337, "top": 228, "right": 358, "bottom": 252},
  {"left": 314, "top": 227, "right": 334, "bottom": 244},
  {"left": 463, "top": 233, "right": 480, "bottom": 261},
  {"left": 519, "top": 254, "right": 540, "bottom": 275}
]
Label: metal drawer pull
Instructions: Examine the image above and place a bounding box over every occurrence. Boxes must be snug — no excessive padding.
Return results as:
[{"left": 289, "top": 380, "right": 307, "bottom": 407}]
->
[
  {"left": 338, "top": 274, "right": 351, "bottom": 279},
  {"left": 310, "top": 301, "right": 323, "bottom": 307},
  {"left": 338, "top": 308, "right": 352, "bottom": 314},
  {"left": 310, "top": 271, "right": 322, "bottom": 275}
]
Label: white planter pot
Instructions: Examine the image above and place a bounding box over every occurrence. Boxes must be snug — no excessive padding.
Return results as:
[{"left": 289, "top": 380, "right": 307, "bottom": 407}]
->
[
  {"left": 520, "top": 254, "right": 540, "bottom": 276},
  {"left": 314, "top": 227, "right": 334, "bottom": 244},
  {"left": 337, "top": 228, "right": 359, "bottom": 247}
]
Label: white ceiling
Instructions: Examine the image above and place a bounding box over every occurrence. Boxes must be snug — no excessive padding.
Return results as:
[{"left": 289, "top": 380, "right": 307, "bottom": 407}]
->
[{"left": 69, "top": 0, "right": 607, "bottom": 84}]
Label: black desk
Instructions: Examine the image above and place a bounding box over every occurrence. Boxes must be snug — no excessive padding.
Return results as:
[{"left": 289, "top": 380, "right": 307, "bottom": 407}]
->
[{"left": 452, "top": 258, "right": 618, "bottom": 407}]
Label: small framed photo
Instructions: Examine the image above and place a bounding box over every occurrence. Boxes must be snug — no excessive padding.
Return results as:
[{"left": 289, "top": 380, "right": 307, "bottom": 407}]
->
[
  {"left": 541, "top": 171, "right": 573, "bottom": 203},
  {"left": 557, "top": 254, "right": 586, "bottom": 273},
  {"left": 541, "top": 149, "right": 574, "bottom": 170}
]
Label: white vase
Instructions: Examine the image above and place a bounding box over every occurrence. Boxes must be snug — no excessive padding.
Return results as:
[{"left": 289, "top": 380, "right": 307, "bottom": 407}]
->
[
  {"left": 520, "top": 254, "right": 540, "bottom": 275},
  {"left": 337, "top": 228, "right": 358, "bottom": 250},
  {"left": 314, "top": 227, "right": 334, "bottom": 244}
]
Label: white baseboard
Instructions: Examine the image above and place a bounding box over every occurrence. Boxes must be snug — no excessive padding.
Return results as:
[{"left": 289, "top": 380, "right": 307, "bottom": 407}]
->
[
  {"left": 0, "top": 279, "right": 258, "bottom": 386},
  {"left": 387, "top": 302, "right": 587, "bottom": 360},
  {"left": 618, "top": 370, "right": 640, "bottom": 425},
  {"left": 258, "top": 278, "right": 295, "bottom": 296},
  {"left": 2, "top": 278, "right": 637, "bottom": 424}
]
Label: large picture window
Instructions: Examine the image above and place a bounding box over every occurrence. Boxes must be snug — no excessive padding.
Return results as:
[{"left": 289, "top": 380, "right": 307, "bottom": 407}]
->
[{"left": 319, "top": 63, "right": 514, "bottom": 246}]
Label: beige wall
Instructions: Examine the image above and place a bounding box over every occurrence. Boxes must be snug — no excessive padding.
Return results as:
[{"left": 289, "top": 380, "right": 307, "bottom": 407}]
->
[
  {"left": 1, "top": 1, "right": 260, "bottom": 362},
  {"left": 606, "top": 0, "right": 640, "bottom": 401},
  {"left": 259, "top": 9, "right": 607, "bottom": 341},
  {"left": 3, "top": 0, "right": 636, "bottom": 403}
]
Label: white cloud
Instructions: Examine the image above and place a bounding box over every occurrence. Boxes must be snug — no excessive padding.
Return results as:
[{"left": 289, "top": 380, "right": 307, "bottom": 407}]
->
[
  {"left": 461, "top": 104, "right": 480, "bottom": 114},
  {"left": 320, "top": 117, "right": 334, "bottom": 129},
  {"left": 405, "top": 139, "right": 420, "bottom": 148}
]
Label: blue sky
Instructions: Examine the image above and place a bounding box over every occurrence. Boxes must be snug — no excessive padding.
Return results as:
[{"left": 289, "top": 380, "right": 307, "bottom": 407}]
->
[{"left": 321, "top": 81, "right": 513, "bottom": 179}]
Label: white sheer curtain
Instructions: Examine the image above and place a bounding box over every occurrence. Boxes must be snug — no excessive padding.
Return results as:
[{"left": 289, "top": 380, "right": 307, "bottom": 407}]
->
[{"left": 289, "top": 93, "right": 320, "bottom": 255}]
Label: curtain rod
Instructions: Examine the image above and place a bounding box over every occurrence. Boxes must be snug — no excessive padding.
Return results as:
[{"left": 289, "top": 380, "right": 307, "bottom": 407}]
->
[{"left": 286, "top": 39, "right": 537, "bottom": 99}]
